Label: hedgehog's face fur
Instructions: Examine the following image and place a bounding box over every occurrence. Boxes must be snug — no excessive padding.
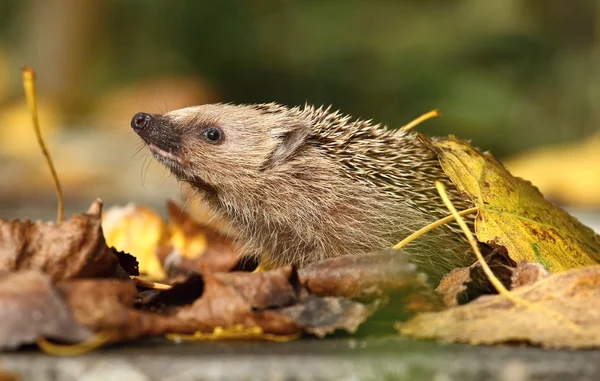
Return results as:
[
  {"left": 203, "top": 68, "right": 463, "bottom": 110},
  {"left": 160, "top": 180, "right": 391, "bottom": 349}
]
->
[{"left": 131, "top": 103, "right": 311, "bottom": 194}]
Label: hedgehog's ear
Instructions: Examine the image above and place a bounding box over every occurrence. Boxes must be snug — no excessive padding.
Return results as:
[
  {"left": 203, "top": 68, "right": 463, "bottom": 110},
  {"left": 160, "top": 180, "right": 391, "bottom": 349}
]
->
[{"left": 263, "top": 122, "right": 310, "bottom": 169}]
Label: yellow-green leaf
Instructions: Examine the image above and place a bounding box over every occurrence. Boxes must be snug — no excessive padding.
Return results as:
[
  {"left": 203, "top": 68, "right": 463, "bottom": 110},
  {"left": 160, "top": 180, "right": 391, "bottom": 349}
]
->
[{"left": 420, "top": 135, "right": 600, "bottom": 271}]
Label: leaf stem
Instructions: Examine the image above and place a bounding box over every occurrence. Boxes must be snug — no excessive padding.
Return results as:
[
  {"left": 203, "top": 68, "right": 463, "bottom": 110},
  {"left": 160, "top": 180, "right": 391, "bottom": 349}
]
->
[
  {"left": 400, "top": 109, "right": 441, "bottom": 132},
  {"left": 133, "top": 278, "right": 173, "bottom": 290},
  {"left": 393, "top": 206, "right": 479, "bottom": 249},
  {"left": 37, "top": 334, "right": 109, "bottom": 356},
  {"left": 22, "top": 67, "right": 64, "bottom": 222}
]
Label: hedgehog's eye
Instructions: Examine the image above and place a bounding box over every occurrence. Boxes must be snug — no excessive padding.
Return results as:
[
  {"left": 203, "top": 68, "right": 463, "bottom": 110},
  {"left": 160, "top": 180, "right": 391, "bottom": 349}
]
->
[{"left": 202, "top": 127, "right": 223, "bottom": 143}]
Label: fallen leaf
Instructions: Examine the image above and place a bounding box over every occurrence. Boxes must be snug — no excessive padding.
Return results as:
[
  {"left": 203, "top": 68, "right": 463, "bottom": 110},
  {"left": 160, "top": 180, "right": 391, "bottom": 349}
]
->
[
  {"left": 0, "top": 271, "right": 93, "bottom": 349},
  {"left": 0, "top": 222, "right": 441, "bottom": 347},
  {"left": 102, "top": 203, "right": 170, "bottom": 280},
  {"left": 421, "top": 135, "right": 600, "bottom": 272},
  {"left": 0, "top": 368, "right": 18, "bottom": 381},
  {"left": 0, "top": 200, "right": 129, "bottom": 281},
  {"left": 168, "top": 269, "right": 302, "bottom": 335},
  {"left": 171, "top": 268, "right": 378, "bottom": 337},
  {"left": 397, "top": 265, "right": 600, "bottom": 349},
  {"left": 58, "top": 278, "right": 173, "bottom": 342},
  {"left": 55, "top": 265, "right": 384, "bottom": 342},
  {"left": 298, "top": 249, "right": 430, "bottom": 300}
]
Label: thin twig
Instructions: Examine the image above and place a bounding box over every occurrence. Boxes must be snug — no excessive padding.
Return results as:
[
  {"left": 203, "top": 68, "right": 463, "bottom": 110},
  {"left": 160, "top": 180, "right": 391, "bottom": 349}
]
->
[{"left": 22, "top": 68, "right": 64, "bottom": 222}]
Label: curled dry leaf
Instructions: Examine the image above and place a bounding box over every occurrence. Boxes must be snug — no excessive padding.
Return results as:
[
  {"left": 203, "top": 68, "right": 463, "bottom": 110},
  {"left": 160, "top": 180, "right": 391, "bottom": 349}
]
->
[
  {"left": 0, "top": 271, "right": 93, "bottom": 349},
  {"left": 397, "top": 265, "right": 600, "bottom": 349},
  {"left": 58, "top": 278, "right": 173, "bottom": 342},
  {"left": 421, "top": 135, "right": 600, "bottom": 271},
  {"left": 0, "top": 200, "right": 130, "bottom": 281},
  {"left": 435, "top": 246, "right": 516, "bottom": 307}
]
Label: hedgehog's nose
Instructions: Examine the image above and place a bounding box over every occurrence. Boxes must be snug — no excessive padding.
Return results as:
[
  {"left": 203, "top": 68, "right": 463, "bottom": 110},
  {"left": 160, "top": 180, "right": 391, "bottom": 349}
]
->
[{"left": 131, "top": 112, "right": 152, "bottom": 130}]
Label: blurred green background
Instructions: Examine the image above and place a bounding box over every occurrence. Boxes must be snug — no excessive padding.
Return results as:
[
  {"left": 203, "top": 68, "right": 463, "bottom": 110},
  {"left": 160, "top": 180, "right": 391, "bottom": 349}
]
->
[{"left": 0, "top": 0, "right": 599, "bottom": 219}]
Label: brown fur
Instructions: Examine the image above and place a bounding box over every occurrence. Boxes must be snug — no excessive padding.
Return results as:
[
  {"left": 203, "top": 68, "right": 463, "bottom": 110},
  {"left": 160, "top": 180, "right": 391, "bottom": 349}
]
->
[{"left": 135, "top": 103, "right": 476, "bottom": 283}]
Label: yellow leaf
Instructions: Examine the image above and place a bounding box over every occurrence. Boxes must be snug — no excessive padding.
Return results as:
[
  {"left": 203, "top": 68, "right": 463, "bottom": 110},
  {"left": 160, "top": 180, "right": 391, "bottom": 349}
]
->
[
  {"left": 102, "top": 204, "right": 169, "bottom": 280},
  {"left": 420, "top": 135, "right": 600, "bottom": 271}
]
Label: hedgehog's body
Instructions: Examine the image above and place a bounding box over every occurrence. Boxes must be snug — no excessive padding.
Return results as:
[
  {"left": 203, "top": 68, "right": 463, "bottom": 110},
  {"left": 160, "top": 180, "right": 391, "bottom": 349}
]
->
[{"left": 132, "top": 103, "right": 475, "bottom": 283}]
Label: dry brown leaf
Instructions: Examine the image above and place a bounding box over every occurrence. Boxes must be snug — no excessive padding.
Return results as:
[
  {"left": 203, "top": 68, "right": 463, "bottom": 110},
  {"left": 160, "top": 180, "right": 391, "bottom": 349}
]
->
[
  {"left": 169, "top": 269, "right": 302, "bottom": 335},
  {"left": 58, "top": 278, "right": 173, "bottom": 342},
  {"left": 0, "top": 271, "right": 93, "bottom": 349},
  {"left": 169, "top": 268, "right": 377, "bottom": 337},
  {"left": 298, "top": 249, "right": 431, "bottom": 300},
  {"left": 0, "top": 200, "right": 130, "bottom": 281},
  {"left": 434, "top": 248, "right": 514, "bottom": 307},
  {"left": 421, "top": 135, "right": 600, "bottom": 272},
  {"left": 397, "top": 265, "right": 600, "bottom": 349}
]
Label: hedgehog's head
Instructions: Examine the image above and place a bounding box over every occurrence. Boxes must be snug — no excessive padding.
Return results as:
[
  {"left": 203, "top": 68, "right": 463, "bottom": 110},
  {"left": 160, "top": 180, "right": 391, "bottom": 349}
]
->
[{"left": 131, "top": 103, "right": 312, "bottom": 194}]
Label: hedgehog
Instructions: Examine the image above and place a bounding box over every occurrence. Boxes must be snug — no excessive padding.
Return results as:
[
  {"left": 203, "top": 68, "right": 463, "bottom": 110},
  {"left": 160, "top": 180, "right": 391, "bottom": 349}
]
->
[{"left": 131, "top": 103, "right": 475, "bottom": 283}]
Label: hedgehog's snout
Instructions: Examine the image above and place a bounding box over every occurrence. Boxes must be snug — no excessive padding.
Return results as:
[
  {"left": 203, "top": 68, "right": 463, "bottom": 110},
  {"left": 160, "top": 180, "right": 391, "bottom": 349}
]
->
[{"left": 131, "top": 112, "right": 153, "bottom": 131}]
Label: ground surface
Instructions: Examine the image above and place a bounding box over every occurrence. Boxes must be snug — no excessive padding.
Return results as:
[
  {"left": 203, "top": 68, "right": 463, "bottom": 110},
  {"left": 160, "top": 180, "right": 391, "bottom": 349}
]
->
[{"left": 1, "top": 337, "right": 599, "bottom": 381}]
